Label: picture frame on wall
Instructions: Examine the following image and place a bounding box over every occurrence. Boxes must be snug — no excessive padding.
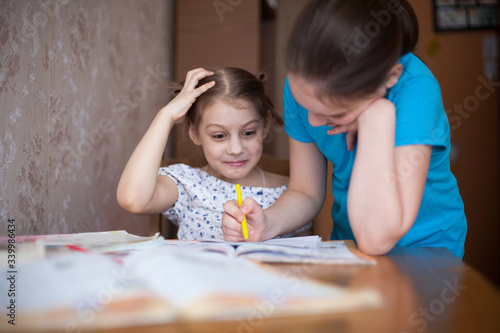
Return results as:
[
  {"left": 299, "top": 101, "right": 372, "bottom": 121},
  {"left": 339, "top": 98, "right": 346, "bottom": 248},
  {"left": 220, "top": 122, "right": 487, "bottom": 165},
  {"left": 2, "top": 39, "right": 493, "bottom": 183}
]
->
[{"left": 434, "top": 0, "right": 498, "bottom": 31}]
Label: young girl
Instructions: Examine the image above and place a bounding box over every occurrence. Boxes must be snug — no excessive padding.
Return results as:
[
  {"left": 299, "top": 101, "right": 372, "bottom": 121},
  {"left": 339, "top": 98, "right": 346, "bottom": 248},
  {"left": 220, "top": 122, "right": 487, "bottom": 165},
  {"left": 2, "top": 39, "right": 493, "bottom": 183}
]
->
[
  {"left": 222, "top": 0, "right": 467, "bottom": 258},
  {"left": 117, "top": 67, "right": 310, "bottom": 240}
]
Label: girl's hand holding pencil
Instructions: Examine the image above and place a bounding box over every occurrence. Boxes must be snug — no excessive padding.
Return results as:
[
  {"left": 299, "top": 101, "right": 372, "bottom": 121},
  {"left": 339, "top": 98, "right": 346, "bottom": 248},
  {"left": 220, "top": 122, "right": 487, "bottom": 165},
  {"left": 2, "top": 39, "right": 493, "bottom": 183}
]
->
[{"left": 222, "top": 196, "right": 267, "bottom": 242}]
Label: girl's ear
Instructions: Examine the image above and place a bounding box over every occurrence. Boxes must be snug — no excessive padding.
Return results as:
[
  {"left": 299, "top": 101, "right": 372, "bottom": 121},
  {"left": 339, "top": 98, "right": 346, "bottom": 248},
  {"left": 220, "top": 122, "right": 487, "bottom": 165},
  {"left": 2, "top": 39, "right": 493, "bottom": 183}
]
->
[
  {"left": 189, "top": 125, "right": 201, "bottom": 145},
  {"left": 385, "top": 63, "right": 403, "bottom": 89}
]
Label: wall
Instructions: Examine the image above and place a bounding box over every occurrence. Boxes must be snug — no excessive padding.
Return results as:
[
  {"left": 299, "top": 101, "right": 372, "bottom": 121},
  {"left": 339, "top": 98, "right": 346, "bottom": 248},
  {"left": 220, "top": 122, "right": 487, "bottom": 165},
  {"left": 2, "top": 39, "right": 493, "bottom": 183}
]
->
[
  {"left": 272, "top": 0, "right": 334, "bottom": 238},
  {"left": 172, "top": 0, "right": 261, "bottom": 159},
  {"left": 411, "top": 2, "right": 500, "bottom": 286},
  {"left": 0, "top": 0, "right": 173, "bottom": 236},
  {"left": 272, "top": 0, "right": 309, "bottom": 160}
]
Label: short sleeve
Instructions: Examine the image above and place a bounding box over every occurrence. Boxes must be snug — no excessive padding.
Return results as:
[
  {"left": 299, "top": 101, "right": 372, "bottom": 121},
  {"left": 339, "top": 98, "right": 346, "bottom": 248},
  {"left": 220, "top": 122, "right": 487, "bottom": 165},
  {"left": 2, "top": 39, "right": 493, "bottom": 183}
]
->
[
  {"left": 283, "top": 78, "right": 315, "bottom": 143},
  {"left": 392, "top": 75, "right": 449, "bottom": 150},
  {"left": 158, "top": 165, "right": 189, "bottom": 225}
]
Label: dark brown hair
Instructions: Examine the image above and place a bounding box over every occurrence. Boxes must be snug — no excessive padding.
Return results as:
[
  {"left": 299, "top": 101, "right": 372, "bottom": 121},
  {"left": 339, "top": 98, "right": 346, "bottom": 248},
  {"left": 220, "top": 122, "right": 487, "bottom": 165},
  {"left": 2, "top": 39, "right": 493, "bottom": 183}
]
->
[
  {"left": 286, "top": 0, "right": 419, "bottom": 98},
  {"left": 172, "top": 67, "right": 283, "bottom": 131}
]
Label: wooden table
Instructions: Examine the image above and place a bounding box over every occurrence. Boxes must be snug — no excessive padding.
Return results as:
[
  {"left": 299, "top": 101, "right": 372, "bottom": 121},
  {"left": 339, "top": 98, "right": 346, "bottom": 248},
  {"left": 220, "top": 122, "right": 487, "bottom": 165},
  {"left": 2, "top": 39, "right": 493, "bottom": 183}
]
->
[{"left": 95, "top": 247, "right": 500, "bottom": 333}]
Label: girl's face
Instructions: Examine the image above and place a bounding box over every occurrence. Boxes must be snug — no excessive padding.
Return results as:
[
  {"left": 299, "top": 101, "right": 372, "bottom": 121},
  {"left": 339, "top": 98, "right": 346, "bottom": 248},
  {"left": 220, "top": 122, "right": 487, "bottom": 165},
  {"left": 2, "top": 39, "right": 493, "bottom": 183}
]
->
[
  {"left": 288, "top": 73, "right": 386, "bottom": 128},
  {"left": 189, "top": 100, "right": 268, "bottom": 183}
]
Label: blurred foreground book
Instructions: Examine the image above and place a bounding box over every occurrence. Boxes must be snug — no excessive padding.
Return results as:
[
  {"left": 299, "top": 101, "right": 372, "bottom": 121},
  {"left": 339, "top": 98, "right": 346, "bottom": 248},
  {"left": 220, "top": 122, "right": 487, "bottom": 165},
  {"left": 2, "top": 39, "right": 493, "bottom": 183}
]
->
[{"left": 0, "top": 232, "right": 382, "bottom": 331}]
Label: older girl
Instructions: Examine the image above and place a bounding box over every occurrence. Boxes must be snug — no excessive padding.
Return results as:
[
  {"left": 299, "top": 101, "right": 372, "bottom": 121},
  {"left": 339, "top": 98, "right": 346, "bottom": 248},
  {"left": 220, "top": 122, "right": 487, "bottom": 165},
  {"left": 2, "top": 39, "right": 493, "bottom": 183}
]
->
[{"left": 222, "top": 0, "right": 467, "bottom": 258}]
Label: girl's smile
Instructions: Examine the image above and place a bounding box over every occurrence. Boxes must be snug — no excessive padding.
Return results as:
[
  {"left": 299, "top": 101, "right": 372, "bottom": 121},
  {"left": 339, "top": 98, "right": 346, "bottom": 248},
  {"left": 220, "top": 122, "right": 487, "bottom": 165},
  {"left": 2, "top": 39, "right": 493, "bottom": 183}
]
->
[{"left": 225, "top": 160, "right": 247, "bottom": 167}]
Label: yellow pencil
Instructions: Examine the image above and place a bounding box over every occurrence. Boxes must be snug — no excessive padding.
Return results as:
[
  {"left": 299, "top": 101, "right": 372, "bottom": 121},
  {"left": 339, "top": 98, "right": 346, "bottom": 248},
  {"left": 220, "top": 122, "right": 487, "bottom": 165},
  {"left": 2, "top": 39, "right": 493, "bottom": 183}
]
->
[{"left": 235, "top": 184, "right": 249, "bottom": 240}]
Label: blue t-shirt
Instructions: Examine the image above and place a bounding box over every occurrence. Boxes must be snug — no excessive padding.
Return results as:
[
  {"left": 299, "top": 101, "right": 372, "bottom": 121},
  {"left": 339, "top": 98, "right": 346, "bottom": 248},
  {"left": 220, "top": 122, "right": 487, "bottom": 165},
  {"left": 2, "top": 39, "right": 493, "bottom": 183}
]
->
[{"left": 283, "top": 53, "right": 467, "bottom": 258}]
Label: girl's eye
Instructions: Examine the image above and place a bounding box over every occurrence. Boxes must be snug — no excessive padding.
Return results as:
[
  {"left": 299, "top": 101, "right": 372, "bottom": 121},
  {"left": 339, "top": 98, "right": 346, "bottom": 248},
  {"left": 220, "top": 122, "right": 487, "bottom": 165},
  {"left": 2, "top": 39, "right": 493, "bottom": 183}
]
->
[
  {"left": 212, "top": 133, "right": 226, "bottom": 140},
  {"left": 242, "top": 130, "right": 256, "bottom": 137}
]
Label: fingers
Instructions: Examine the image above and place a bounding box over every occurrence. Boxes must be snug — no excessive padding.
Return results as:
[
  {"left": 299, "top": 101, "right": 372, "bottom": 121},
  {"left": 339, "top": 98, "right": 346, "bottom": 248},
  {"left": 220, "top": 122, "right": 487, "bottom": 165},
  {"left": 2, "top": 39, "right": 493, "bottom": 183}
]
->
[
  {"left": 163, "top": 68, "right": 216, "bottom": 124},
  {"left": 240, "top": 197, "right": 259, "bottom": 215},
  {"left": 222, "top": 199, "right": 263, "bottom": 242},
  {"left": 223, "top": 200, "right": 245, "bottom": 223},
  {"left": 346, "top": 131, "right": 357, "bottom": 151},
  {"left": 328, "top": 123, "right": 354, "bottom": 136},
  {"left": 222, "top": 227, "right": 246, "bottom": 242},
  {"left": 193, "top": 80, "right": 215, "bottom": 97},
  {"left": 183, "top": 68, "right": 214, "bottom": 91},
  {"left": 326, "top": 121, "right": 359, "bottom": 151},
  {"left": 222, "top": 218, "right": 246, "bottom": 242},
  {"left": 176, "top": 68, "right": 216, "bottom": 104},
  {"left": 222, "top": 200, "right": 244, "bottom": 240},
  {"left": 327, "top": 126, "right": 343, "bottom": 136}
]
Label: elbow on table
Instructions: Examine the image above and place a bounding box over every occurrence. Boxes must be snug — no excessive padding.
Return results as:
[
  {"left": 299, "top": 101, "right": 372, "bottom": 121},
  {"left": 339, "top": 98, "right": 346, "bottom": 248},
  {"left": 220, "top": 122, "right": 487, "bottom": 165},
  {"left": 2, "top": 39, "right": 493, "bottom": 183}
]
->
[
  {"left": 356, "top": 237, "right": 396, "bottom": 256},
  {"left": 349, "top": 207, "right": 406, "bottom": 255},
  {"left": 354, "top": 222, "right": 401, "bottom": 256}
]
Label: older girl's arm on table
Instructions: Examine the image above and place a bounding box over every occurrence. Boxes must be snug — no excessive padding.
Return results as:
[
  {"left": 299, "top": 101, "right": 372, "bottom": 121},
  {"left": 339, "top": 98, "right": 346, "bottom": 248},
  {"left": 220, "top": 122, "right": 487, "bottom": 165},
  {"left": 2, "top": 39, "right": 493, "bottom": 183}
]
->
[
  {"left": 117, "top": 68, "right": 215, "bottom": 214},
  {"left": 222, "top": 136, "right": 327, "bottom": 241},
  {"left": 347, "top": 99, "right": 431, "bottom": 255}
]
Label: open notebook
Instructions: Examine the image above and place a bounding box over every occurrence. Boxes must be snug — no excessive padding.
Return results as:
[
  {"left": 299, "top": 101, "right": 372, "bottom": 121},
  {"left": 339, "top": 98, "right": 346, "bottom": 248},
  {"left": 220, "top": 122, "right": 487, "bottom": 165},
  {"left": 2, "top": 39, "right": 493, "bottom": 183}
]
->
[
  {"left": 0, "top": 237, "right": 381, "bottom": 331},
  {"left": 1, "top": 231, "right": 374, "bottom": 265},
  {"left": 164, "top": 237, "right": 375, "bottom": 265}
]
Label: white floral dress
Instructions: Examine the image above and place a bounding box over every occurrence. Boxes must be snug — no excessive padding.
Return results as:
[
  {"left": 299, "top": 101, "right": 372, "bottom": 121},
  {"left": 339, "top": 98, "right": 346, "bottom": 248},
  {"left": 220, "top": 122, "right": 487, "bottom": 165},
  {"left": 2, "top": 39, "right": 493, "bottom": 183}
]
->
[{"left": 158, "top": 163, "right": 311, "bottom": 240}]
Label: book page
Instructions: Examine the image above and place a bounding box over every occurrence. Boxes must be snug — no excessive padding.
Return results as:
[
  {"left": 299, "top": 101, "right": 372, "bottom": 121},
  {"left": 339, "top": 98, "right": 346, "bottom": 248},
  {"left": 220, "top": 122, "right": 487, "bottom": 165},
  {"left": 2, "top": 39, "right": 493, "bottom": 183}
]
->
[
  {"left": 237, "top": 241, "right": 375, "bottom": 265},
  {"left": 201, "top": 235, "right": 322, "bottom": 249},
  {"left": 158, "top": 239, "right": 374, "bottom": 265},
  {"left": 162, "top": 239, "right": 237, "bottom": 256},
  {"left": 123, "top": 246, "right": 382, "bottom": 320},
  {"left": 0, "top": 251, "right": 175, "bottom": 331},
  {"left": 0, "top": 230, "right": 164, "bottom": 253},
  {"left": 261, "top": 235, "right": 322, "bottom": 248}
]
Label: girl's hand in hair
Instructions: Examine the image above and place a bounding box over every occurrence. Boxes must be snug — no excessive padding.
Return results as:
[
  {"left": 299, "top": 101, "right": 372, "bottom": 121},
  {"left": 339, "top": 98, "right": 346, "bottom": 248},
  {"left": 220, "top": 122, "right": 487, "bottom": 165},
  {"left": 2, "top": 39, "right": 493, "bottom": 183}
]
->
[{"left": 164, "top": 68, "right": 215, "bottom": 124}]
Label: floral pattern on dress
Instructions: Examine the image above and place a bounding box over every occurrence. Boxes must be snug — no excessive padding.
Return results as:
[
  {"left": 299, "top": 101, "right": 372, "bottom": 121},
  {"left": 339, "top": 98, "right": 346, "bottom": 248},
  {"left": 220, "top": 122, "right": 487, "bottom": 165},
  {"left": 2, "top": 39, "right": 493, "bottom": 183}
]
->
[{"left": 158, "top": 163, "right": 311, "bottom": 240}]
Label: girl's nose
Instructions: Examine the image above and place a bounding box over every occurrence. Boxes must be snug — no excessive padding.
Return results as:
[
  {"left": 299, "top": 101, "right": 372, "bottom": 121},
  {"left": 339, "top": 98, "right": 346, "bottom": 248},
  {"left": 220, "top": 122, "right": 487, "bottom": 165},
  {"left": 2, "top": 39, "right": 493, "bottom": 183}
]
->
[{"left": 227, "top": 136, "right": 244, "bottom": 155}]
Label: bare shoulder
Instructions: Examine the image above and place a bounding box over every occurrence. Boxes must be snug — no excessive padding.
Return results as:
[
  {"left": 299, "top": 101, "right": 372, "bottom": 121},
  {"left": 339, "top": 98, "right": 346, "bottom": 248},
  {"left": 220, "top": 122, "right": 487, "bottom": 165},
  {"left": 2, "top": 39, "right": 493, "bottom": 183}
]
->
[{"left": 263, "top": 171, "right": 289, "bottom": 188}]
